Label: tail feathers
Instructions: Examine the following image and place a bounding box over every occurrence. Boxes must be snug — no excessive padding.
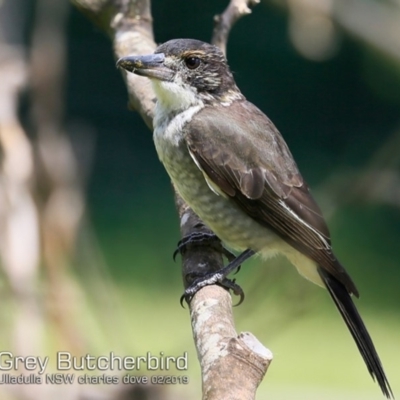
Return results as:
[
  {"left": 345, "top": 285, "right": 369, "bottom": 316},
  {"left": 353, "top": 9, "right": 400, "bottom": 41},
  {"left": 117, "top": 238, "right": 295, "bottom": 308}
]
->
[{"left": 318, "top": 267, "right": 393, "bottom": 399}]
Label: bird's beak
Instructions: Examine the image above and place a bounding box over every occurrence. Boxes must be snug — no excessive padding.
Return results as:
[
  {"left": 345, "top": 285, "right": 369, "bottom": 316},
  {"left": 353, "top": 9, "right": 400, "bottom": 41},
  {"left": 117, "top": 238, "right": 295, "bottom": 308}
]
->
[{"left": 116, "top": 53, "right": 173, "bottom": 81}]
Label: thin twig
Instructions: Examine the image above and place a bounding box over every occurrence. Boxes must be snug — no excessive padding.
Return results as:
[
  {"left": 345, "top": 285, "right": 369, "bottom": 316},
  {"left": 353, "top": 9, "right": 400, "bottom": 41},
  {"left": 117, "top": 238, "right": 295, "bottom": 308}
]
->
[{"left": 212, "top": 0, "right": 260, "bottom": 56}]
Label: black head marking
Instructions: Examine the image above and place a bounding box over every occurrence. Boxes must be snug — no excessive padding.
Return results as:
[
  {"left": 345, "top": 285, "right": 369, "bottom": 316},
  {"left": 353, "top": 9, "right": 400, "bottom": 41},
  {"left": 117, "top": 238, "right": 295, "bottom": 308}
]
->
[{"left": 155, "top": 39, "right": 240, "bottom": 100}]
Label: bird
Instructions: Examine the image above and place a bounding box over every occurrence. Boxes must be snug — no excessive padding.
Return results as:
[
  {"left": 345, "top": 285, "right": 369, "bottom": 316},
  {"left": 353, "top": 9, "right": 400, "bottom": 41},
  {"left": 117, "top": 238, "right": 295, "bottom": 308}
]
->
[{"left": 117, "top": 38, "right": 393, "bottom": 398}]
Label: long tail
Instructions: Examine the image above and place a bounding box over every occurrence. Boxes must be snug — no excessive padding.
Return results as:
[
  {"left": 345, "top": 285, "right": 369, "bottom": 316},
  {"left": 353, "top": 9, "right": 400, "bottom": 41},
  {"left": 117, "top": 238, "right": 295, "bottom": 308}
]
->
[{"left": 318, "top": 267, "right": 393, "bottom": 399}]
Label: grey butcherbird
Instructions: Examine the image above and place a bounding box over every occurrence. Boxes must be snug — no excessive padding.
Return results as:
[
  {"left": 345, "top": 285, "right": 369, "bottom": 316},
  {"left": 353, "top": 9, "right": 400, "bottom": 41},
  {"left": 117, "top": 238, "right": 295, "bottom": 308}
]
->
[{"left": 117, "top": 39, "right": 393, "bottom": 398}]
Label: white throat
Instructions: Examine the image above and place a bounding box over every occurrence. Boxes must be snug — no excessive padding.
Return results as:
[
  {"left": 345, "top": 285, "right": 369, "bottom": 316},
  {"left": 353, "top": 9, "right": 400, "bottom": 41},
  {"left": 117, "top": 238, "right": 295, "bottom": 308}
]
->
[
  {"left": 152, "top": 78, "right": 202, "bottom": 113},
  {"left": 152, "top": 81, "right": 204, "bottom": 152},
  {"left": 152, "top": 78, "right": 205, "bottom": 148}
]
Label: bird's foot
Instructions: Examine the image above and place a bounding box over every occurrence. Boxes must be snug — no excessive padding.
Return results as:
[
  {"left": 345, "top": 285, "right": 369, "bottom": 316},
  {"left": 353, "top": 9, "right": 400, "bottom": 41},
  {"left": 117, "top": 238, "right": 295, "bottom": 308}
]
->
[
  {"left": 180, "top": 249, "right": 255, "bottom": 306},
  {"left": 173, "top": 232, "right": 241, "bottom": 273},
  {"left": 180, "top": 274, "right": 244, "bottom": 307},
  {"left": 173, "top": 232, "right": 217, "bottom": 261}
]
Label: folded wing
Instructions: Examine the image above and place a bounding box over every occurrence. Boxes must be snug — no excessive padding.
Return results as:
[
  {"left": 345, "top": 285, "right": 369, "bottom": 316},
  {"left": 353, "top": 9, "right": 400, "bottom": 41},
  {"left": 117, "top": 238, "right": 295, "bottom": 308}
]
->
[{"left": 185, "top": 100, "right": 358, "bottom": 296}]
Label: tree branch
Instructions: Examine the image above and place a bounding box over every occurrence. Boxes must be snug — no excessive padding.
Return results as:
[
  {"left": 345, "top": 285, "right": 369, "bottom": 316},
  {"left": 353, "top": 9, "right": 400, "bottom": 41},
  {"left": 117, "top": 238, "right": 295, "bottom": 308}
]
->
[
  {"left": 212, "top": 0, "right": 260, "bottom": 56},
  {"left": 191, "top": 291, "right": 271, "bottom": 399},
  {"left": 175, "top": 192, "right": 272, "bottom": 400},
  {"left": 71, "top": 0, "right": 156, "bottom": 128},
  {"left": 72, "top": 1, "right": 272, "bottom": 398}
]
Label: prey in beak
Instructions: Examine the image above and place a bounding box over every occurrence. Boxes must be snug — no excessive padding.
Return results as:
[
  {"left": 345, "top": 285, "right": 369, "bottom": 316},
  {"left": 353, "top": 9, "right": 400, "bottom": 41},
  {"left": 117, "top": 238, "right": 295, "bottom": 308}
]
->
[{"left": 116, "top": 53, "right": 174, "bottom": 81}]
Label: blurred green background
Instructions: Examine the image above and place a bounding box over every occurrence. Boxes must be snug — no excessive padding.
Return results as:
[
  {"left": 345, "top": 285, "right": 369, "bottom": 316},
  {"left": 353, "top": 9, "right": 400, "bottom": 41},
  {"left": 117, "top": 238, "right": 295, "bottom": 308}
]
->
[{"left": 0, "top": 0, "right": 399, "bottom": 399}]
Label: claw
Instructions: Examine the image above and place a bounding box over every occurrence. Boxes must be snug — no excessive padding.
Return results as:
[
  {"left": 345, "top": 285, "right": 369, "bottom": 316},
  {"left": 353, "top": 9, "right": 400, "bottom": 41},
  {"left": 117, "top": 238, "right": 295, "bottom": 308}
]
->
[
  {"left": 179, "top": 249, "right": 254, "bottom": 307},
  {"left": 180, "top": 294, "right": 188, "bottom": 308},
  {"left": 219, "top": 278, "right": 245, "bottom": 306},
  {"left": 221, "top": 247, "right": 235, "bottom": 262},
  {"left": 180, "top": 276, "right": 244, "bottom": 306},
  {"left": 173, "top": 247, "right": 180, "bottom": 262}
]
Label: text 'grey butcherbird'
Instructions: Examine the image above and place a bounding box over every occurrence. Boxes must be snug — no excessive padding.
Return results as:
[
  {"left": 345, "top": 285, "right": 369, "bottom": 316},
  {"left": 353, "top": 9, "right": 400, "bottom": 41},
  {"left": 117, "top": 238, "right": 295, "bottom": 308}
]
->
[{"left": 117, "top": 39, "right": 393, "bottom": 398}]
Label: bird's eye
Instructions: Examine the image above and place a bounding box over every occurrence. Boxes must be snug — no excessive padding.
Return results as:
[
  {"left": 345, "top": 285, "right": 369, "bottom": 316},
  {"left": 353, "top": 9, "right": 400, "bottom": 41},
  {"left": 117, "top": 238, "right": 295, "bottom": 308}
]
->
[{"left": 185, "top": 57, "right": 201, "bottom": 70}]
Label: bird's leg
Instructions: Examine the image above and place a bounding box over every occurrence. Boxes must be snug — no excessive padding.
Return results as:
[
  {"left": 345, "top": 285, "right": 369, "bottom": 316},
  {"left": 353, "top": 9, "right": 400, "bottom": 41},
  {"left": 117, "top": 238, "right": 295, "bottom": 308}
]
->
[
  {"left": 222, "top": 247, "right": 242, "bottom": 274},
  {"left": 176, "top": 232, "right": 246, "bottom": 305},
  {"left": 181, "top": 249, "right": 255, "bottom": 305}
]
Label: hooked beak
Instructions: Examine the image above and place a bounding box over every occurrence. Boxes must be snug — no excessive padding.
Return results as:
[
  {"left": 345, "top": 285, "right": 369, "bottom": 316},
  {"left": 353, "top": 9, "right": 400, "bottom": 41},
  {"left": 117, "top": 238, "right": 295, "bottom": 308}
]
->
[{"left": 116, "top": 53, "right": 173, "bottom": 81}]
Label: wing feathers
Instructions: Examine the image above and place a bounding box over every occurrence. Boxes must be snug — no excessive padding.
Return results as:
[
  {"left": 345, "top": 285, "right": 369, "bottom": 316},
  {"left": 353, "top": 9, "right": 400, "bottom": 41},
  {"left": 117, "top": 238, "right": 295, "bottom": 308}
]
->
[
  {"left": 239, "top": 168, "right": 264, "bottom": 199},
  {"left": 184, "top": 100, "right": 390, "bottom": 397},
  {"left": 185, "top": 101, "right": 358, "bottom": 295}
]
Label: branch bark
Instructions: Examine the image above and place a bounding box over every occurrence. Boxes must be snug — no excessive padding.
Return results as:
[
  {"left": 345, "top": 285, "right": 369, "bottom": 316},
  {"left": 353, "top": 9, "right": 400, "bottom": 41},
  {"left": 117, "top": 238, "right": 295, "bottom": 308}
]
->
[
  {"left": 212, "top": 0, "right": 260, "bottom": 56},
  {"left": 72, "top": 0, "right": 272, "bottom": 398},
  {"left": 71, "top": 0, "right": 156, "bottom": 129},
  {"left": 176, "top": 191, "right": 272, "bottom": 399}
]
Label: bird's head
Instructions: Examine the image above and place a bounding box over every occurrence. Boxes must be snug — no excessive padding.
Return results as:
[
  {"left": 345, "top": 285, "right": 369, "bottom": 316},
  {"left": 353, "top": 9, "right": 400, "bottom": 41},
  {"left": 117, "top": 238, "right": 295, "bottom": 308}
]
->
[{"left": 117, "top": 39, "right": 242, "bottom": 110}]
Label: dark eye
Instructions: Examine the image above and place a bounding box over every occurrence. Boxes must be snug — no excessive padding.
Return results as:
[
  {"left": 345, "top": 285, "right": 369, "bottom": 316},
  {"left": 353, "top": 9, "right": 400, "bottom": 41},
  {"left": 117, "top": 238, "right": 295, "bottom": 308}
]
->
[{"left": 185, "top": 57, "right": 201, "bottom": 69}]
